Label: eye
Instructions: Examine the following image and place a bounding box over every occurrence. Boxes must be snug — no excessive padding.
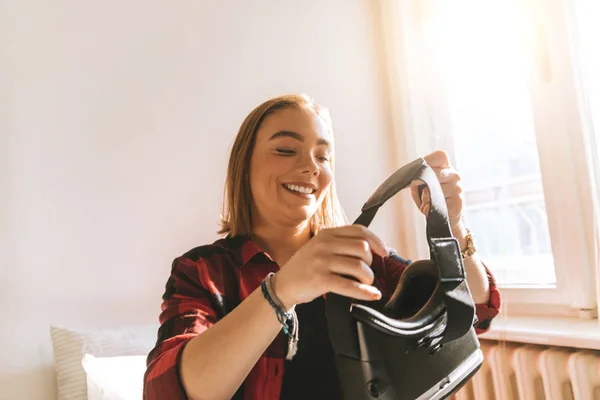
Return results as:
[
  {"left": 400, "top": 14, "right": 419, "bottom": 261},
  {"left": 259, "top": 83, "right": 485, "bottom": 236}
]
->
[
  {"left": 317, "top": 153, "right": 331, "bottom": 162},
  {"left": 276, "top": 148, "right": 296, "bottom": 156}
]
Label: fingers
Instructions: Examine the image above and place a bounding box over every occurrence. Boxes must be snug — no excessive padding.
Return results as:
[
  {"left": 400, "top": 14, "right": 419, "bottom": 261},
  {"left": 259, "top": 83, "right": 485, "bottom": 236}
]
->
[
  {"left": 424, "top": 149, "right": 451, "bottom": 169},
  {"left": 325, "top": 274, "right": 382, "bottom": 301},
  {"left": 328, "top": 256, "right": 375, "bottom": 285},
  {"left": 420, "top": 187, "right": 431, "bottom": 215},
  {"left": 311, "top": 227, "right": 384, "bottom": 298},
  {"left": 438, "top": 182, "right": 463, "bottom": 199},
  {"left": 411, "top": 168, "right": 460, "bottom": 189},
  {"left": 325, "top": 225, "right": 389, "bottom": 258},
  {"left": 410, "top": 167, "right": 462, "bottom": 214},
  {"left": 436, "top": 168, "right": 461, "bottom": 185},
  {"left": 410, "top": 179, "right": 425, "bottom": 208},
  {"left": 329, "top": 238, "right": 373, "bottom": 265},
  {"left": 415, "top": 184, "right": 461, "bottom": 214}
]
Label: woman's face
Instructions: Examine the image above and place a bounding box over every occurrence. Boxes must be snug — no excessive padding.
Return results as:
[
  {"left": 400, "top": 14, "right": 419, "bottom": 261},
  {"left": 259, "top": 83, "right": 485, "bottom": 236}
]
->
[{"left": 249, "top": 107, "right": 333, "bottom": 231}]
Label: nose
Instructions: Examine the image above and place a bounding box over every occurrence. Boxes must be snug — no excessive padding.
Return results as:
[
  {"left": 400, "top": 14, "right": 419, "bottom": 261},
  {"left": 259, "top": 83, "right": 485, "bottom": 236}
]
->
[{"left": 299, "top": 153, "right": 319, "bottom": 176}]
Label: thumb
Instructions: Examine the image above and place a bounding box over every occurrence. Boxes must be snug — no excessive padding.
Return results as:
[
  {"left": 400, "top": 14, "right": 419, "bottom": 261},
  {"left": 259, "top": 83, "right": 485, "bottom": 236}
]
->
[
  {"left": 410, "top": 181, "right": 425, "bottom": 208},
  {"left": 419, "top": 187, "right": 431, "bottom": 216}
]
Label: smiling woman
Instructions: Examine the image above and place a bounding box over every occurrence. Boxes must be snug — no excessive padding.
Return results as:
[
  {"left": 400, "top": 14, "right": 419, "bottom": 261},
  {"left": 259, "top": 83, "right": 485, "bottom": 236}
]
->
[
  {"left": 143, "top": 94, "right": 501, "bottom": 400},
  {"left": 219, "top": 95, "right": 347, "bottom": 240}
]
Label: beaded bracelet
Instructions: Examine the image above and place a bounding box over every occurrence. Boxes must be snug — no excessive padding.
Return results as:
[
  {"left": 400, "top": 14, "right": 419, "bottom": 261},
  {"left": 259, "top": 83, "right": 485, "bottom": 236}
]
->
[{"left": 261, "top": 273, "right": 298, "bottom": 360}]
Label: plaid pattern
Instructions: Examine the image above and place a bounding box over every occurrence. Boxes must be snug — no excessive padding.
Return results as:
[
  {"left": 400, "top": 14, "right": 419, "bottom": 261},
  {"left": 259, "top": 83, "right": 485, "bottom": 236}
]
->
[{"left": 143, "top": 235, "right": 501, "bottom": 400}]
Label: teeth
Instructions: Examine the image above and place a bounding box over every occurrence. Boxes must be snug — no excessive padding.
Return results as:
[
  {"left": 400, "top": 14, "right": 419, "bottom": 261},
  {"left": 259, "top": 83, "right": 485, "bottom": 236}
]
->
[{"left": 284, "top": 184, "right": 315, "bottom": 194}]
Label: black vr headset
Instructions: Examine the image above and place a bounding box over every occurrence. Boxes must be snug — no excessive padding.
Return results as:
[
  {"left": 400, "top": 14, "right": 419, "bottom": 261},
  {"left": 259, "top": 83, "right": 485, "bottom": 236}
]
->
[{"left": 326, "top": 157, "right": 483, "bottom": 400}]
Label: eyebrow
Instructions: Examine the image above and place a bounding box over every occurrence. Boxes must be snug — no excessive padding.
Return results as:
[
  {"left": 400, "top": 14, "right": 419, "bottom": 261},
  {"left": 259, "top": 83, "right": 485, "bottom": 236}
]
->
[{"left": 268, "top": 130, "right": 330, "bottom": 146}]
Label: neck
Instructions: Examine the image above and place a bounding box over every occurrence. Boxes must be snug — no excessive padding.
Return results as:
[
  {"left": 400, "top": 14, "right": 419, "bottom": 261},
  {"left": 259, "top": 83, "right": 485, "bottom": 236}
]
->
[{"left": 250, "top": 221, "right": 312, "bottom": 267}]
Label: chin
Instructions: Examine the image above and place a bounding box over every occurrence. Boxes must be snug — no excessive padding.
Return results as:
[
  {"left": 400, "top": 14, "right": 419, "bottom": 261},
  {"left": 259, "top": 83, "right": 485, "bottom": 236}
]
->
[{"left": 284, "top": 207, "right": 317, "bottom": 225}]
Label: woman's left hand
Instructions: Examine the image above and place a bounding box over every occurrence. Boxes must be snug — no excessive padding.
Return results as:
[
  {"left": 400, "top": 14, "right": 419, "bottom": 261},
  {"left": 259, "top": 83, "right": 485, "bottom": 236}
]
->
[{"left": 411, "top": 150, "right": 466, "bottom": 237}]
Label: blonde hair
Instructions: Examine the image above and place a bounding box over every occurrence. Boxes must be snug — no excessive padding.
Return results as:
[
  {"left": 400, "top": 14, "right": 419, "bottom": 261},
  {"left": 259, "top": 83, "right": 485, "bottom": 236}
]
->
[{"left": 219, "top": 94, "right": 347, "bottom": 237}]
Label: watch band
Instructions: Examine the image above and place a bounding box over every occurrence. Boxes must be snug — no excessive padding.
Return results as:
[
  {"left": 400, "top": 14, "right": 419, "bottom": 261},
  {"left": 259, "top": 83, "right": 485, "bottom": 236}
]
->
[{"left": 460, "top": 228, "right": 477, "bottom": 259}]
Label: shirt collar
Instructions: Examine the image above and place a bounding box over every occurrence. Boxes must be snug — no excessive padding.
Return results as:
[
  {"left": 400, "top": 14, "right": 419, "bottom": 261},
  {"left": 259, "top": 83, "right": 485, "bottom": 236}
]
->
[{"left": 217, "top": 234, "right": 271, "bottom": 268}]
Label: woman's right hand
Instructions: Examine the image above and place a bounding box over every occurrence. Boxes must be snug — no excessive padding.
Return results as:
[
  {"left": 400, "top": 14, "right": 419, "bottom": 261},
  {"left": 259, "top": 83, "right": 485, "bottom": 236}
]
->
[{"left": 272, "top": 225, "right": 389, "bottom": 309}]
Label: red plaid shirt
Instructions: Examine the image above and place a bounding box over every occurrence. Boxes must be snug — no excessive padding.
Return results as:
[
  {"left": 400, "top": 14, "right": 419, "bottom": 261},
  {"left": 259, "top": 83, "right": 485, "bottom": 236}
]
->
[{"left": 143, "top": 235, "right": 501, "bottom": 400}]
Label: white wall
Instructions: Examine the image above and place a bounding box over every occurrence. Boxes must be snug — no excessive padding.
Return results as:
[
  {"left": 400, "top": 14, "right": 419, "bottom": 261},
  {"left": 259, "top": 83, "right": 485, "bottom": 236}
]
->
[{"left": 1, "top": 1, "right": 398, "bottom": 399}]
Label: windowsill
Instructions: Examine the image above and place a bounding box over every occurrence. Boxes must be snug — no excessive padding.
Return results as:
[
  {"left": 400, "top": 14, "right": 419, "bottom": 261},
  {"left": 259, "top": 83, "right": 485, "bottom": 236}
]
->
[{"left": 478, "top": 315, "right": 600, "bottom": 350}]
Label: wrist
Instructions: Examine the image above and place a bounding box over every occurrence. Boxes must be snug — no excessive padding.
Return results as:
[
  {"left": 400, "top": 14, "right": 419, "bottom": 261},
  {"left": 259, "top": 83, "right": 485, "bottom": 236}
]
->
[
  {"left": 451, "top": 221, "right": 469, "bottom": 248},
  {"left": 451, "top": 221, "right": 478, "bottom": 259},
  {"left": 270, "top": 273, "right": 296, "bottom": 311}
]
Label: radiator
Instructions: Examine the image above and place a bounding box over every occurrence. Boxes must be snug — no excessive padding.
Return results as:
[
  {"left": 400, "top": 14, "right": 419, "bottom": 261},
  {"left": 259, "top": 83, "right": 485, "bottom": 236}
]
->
[{"left": 452, "top": 340, "right": 600, "bottom": 400}]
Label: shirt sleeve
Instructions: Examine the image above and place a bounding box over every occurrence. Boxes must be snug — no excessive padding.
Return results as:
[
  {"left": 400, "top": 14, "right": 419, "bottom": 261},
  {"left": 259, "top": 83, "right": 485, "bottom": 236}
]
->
[
  {"left": 472, "top": 263, "right": 501, "bottom": 334},
  {"left": 381, "top": 253, "right": 501, "bottom": 335},
  {"left": 143, "top": 256, "right": 218, "bottom": 400}
]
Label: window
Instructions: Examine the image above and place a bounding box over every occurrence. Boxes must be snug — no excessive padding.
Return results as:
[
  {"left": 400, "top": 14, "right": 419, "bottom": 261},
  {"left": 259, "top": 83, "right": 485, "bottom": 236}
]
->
[
  {"left": 419, "top": 0, "right": 555, "bottom": 287},
  {"left": 377, "top": 0, "right": 599, "bottom": 317}
]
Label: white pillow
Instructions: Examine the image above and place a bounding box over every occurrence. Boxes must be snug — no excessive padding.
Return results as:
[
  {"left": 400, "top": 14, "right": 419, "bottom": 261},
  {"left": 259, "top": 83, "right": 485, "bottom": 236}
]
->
[
  {"left": 50, "top": 324, "right": 158, "bottom": 400},
  {"left": 82, "top": 354, "right": 147, "bottom": 400}
]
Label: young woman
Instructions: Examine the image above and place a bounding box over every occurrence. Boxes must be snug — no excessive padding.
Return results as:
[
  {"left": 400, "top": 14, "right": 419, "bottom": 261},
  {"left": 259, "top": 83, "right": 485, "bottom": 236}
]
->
[{"left": 143, "top": 94, "right": 501, "bottom": 400}]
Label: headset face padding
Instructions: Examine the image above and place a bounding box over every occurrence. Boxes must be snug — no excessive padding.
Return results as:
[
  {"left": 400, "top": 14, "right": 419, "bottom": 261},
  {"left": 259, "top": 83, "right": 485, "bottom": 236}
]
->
[
  {"left": 383, "top": 260, "right": 440, "bottom": 320},
  {"left": 351, "top": 260, "right": 447, "bottom": 337}
]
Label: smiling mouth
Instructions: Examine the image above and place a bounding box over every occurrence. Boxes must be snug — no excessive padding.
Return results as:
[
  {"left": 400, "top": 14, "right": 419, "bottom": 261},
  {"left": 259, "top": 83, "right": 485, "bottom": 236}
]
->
[{"left": 282, "top": 183, "right": 316, "bottom": 196}]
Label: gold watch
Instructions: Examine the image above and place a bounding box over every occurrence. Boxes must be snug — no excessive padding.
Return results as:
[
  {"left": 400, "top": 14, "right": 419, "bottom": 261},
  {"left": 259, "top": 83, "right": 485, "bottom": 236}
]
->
[{"left": 460, "top": 229, "right": 477, "bottom": 259}]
